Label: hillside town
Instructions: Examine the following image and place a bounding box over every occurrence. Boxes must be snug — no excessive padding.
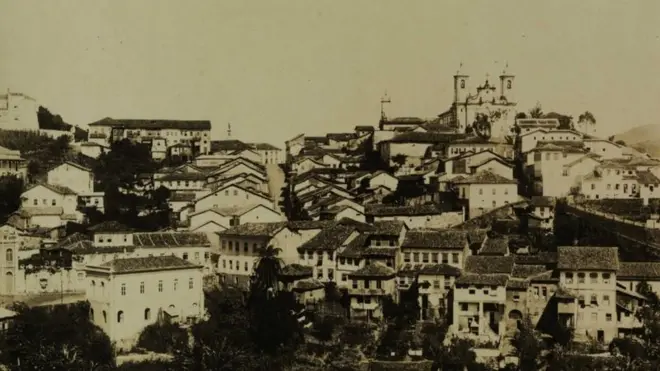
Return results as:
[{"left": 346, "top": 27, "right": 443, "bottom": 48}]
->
[{"left": 1, "top": 66, "right": 660, "bottom": 371}]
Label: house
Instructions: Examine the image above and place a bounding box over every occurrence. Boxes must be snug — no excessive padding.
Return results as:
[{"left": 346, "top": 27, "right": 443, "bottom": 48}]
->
[
  {"left": 47, "top": 161, "right": 95, "bottom": 194},
  {"left": 189, "top": 204, "right": 284, "bottom": 232},
  {"left": 364, "top": 171, "right": 399, "bottom": 192},
  {"left": 354, "top": 126, "right": 374, "bottom": 137},
  {"left": 326, "top": 133, "right": 357, "bottom": 150},
  {"left": 526, "top": 142, "right": 593, "bottom": 197},
  {"left": 216, "top": 222, "right": 303, "bottom": 289},
  {"left": 194, "top": 183, "right": 273, "bottom": 211},
  {"left": 0, "top": 146, "right": 27, "bottom": 178},
  {"left": 378, "top": 132, "right": 465, "bottom": 170},
  {"left": 583, "top": 139, "right": 625, "bottom": 159},
  {"left": 0, "top": 307, "right": 17, "bottom": 331},
  {"left": 298, "top": 185, "right": 355, "bottom": 209},
  {"left": 366, "top": 204, "right": 464, "bottom": 229},
  {"left": 88, "top": 221, "right": 134, "bottom": 247},
  {"left": 468, "top": 157, "right": 514, "bottom": 180},
  {"left": 347, "top": 263, "right": 397, "bottom": 321},
  {"left": 19, "top": 183, "right": 81, "bottom": 228},
  {"left": 555, "top": 246, "right": 619, "bottom": 343},
  {"left": 518, "top": 129, "right": 584, "bottom": 155},
  {"left": 515, "top": 118, "right": 560, "bottom": 134},
  {"left": 154, "top": 172, "right": 207, "bottom": 192},
  {"left": 445, "top": 137, "right": 514, "bottom": 159},
  {"left": 453, "top": 171, "right": 519, "bottom": 218},
  {"left": 247, "top": 143, "right": 285, "bottom": 165},
  {"left": 285, "top": 134, "right": 306, "bottom": 158},
  {"left": 441, "top": 150, "right": 507, "bottom": 176},
  {"left": 88, "top": 118, "right": 212, "bottom": 155},
  {"left": 85, "top": 256, "right": 205, "bottom": 351},
  {"left": 398, "top": 263, "right": 462, "bottom": 320},
  {"left": 206, "top": 158, "right": 267, "bottom": 184},
  {"left": 528, "top": 196, "right": 555, "bottom": 231},
  {"left": 77, "top": 141, "right": 109, "bottom": 159},
  {"left": 314, "top": 204, "right": 366, "bottom": 223},
  {"left": 292, "top": 157, "right": 329, "bottom": 174},
  {"left": 230, "top": 148, "right": 263, "bottom": 164},
  {"left": 0, "top": 224, "right": 20, "bottom": 295},
  {"left": 168, "top": 192, "right": 196, "bottom": 214},
  {"left": 132, "top": 232, "right": 213, "bottom": 273},
  {"left": 617, "top": 262, "right": 660, "bottom": 294}
]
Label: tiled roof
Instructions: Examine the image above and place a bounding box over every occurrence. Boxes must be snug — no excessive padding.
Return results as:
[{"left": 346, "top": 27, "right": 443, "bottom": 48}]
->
[
  {"left": 337, "top": 233, "right": 369, "bottom": 258},
  {"left": 557, "top": 246, "right": 619, "bottom": 271},
  {"left": 133, "top": 232, "right": 211, "bottom": 247},
  {"left": 97, "top": 255, "right": 200, "bottom": 273},
  {"left": 279, "top": 264, "right": 313, "bottom": 278},
  {"left": 287, "top": 220, "right": 334, "bottom": 230},
  {"left": 617, "top": 262, "right": 660, "bottom": 280},
  {"left": 464, "top": 256, "right": 514, "bottom": 275},
  {"left": 297, "top": 223, "right": 357, "bottom": 252},
  {"left": 398, "top": 263, "right": 462, "bottom": 276},
  {"left": 89, "top": 117, "right": 211, "bottom": 130},
  {"left": 365, "top": 203, "right": 443, "bottom": 217},
  {"left": 18, "top": 207, "right": 64, "bottom": 217},
  {"left": 354, "top": 125, "right": 374, "bottom": 132},
  {"left": 169, "top": 192, "right": 197, "bottom": 202},
  {"left": 387, "top": 132, "right": 466, "bottom": 144},
  {"left": 361, "top": 247, "right": 399, "bottom": 257},
  {"left": 292, "top": 278, "right": 325, "bottom": 292},
  {"left": 402, "top": 229, "right": 467, "bottom": 249},
  {"left": 217, "top": 222, "right": 287, "bottom": 238},
  {"left": 348, "top": 263, "right": 396, "bottom": 278},
  {"left": 506, "top": 278, "right": 530, "bottom": 290},
  {"left": 530, "top": 196, "right": 554, "bottom": 207},
  {"left": 466, "top": 229, "right": 489, "bottom": 244},
  {"left": 159, "top": 172, "right": 207, "bottom": 181},
  {"left": 248, "top": 142, "right": 281, "bottom": 150},
  {"left": 514, "top": 252, "right": 558, "bottom": 265},
  {"left": 327, "top": 133, "right": 356, "bottom": 142},
  {"left": 371, "top": 220, "right": 405, "bottom": 236},
  {"left": 453, "top": 170, "right": 517, "bottom": 185},
  {"left": 636, "top": 171, "right": 660, "bottom": 185},
  {"left": 52, "top": 232, "right": 91, "bottom": 249},
  {"left": 456, "top": 274, "right": 509, "bottom": 286},
  {"left": 512, "top": 264, "right": 551, "bottom": 279},
  {"left": 480, "top": 237, "right": 509, "bottom": 256},
  {"left": 26, "top": 182, "right": 77, "bottom": 196},
  {"left": 88, "top": 221, "right": 133, "bottom": 233}
]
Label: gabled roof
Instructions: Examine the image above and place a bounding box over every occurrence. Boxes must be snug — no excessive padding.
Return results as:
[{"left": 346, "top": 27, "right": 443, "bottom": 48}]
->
[
  {"left": 195, "top": 183, "right": 271, "bottom": 204},
  {"left": 402, "top": 229, "right": 467, "bottom": 249},
  {"left": 385, "top": 132, "right": 466, "bottom": 144},
  {"left": 248, "top": 142, "right": 281, "bottom": 151},
  {"left": 94, "top": 255, "right": 201, "bottom": 274},
  {"left": 464, "top": 255, "right": 514, "bottom": 274},
  {"left": 557, "top": 246, "right": 619, "bottom": 271},
  {"left": 456, "top": 274, "right": 509, "bottom": 287},
  {"left": 365, "top": 204, "right": 444, "bottom": 217},
  {"left": 636, "top": 171, "right": 660, "bottom": 185},
  {"left": 453, "top": 170, "right": 516, "bottom": 185},
  {"left": 24, "top": 182, "right": 77, "bottom": 196},
  {"left": 190, "top": 204, "right": 279, "bottom": 218},
  {"left": 337, "top": 233, "right": 369, "bottom": 258},
  {"left": 89, "top": 117, "right": 211, "bottom": 130},
  {"left": 217, "top": 222, "right": 288, "bottom": 238},
  {"left": 469, "top": 157, "right": 513, "bottom": 170},
  {"left": 279, "top": 264, "right": 313, "bottom": 278},
  {"left": 479, "top": 237, "right": 509, "bottom": 256},
  {"left": 88, "top": 221, "right": 133, "bottom": 233},
  {"left": 354, "top": 125, "right": 375, "bottom": 132},
  {"left": 617, "top": 262, "right": 660, "bottom": 280},
  {"left": 370, "top": 220, "right": 406, "bottom": 237},
  {"left": 398, "top": 263, "right": 462, "bottom": 276},
  {"left": 327, "top": 133, "right": 356, "bottom": 142},
  {"left": 347, "top": 262, "right": 396, "bottom": 278},
  {"left": 132, "top": 232, "right": 210, "bottom": 247},
  {"left": 287, "top": 220, "right": 334, "bottom": 230},
  {"left": 297, "top": 222, "right": 360, "bottom": 252}
]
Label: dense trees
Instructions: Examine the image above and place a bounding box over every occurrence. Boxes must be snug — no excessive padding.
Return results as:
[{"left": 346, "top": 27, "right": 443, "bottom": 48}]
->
[
  {"left": 0, "top": 301, "right": 114, "bottom": 370},
  {"left": 0, "top": 175, "right": 23, "bottom": 222}
]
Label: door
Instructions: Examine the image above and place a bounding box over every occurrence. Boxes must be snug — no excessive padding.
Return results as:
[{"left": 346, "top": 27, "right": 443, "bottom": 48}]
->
[{"left": 597, "top": 330, "right": 604, "bottom": 343}]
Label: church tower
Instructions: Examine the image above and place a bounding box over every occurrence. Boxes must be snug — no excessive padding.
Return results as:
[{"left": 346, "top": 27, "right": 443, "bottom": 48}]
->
[
  {"left": 453, "top": 63, "right": 470, "bottom": 103},
  {"left": 499, "top": 64, "right": 515, "bottom": 103}
]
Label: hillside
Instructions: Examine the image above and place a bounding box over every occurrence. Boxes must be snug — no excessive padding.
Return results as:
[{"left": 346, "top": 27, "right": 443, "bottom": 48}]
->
[{"left": 613, "top": 124, "right": 660, "bottom": 156}]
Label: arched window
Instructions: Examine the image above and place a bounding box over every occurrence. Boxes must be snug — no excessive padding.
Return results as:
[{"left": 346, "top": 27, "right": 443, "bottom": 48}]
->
[
  {"left": 507, "top": 80, "right": 512, "bottom": 89},
  {"left": 144, "top": 308, "right": 151, "bottom": 321},
  {"left": 460, "top": 79, "right": 465, "bottom": 89},
  {"left": 117, "top": 310, "right": 124, "bottom": 323},
  {"left": 5, "top": 248, "right": 12, "bottom": 262}
]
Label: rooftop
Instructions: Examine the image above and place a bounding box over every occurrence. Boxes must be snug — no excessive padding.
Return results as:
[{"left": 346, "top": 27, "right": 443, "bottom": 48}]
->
[
  {"left": 402, "top": 229, "right": 467, "bottom": 249},
  {"left": 398, "top": 263, "right": 462, "bottom": 276},
  {"left": 479, "top": 237, "right": 509, "bottom": 256},
  {"left": 365, "top": 203, "right": 444, "bottom": 217},
  {"left": 217, "top": 222, "right": 288, "bottom": 238},
  {"left": 453, "top": 170, "right": 517, "bottom": 185},
  {"left": 96, "top": 255, "right": 200, "bottom": 274},
  {"left": 617, "top": 262, "right": 660, "bottom": 280},
  {"left": 456, "top": 274, "right": 509, "bottom": 286},
  {"left": 464, "top": 255, "right": 514, "bottom": 275},
  {"left": 279, "top": 264, "right": 313, "bottom": 278},
  {"left": 88, "top": 221, "right": 133, "bottom": 233},
  {"left": 297, "top": 223, "right": 357, "bottom": 252},
  {"left": 348, "top": 262, "right": 396, "bottom": 278},
  {"left": 133, "top": 232, "right": 210, "bottom": 247},
  {"left": 89, "top": 117, "right": 211, "bottom": 130},
  {"left": 557, "top": 246, "right": 619, "bottom": 271}
]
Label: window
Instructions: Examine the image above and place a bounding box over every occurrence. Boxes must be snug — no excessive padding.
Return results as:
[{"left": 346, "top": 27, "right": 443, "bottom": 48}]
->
[
  {"left": 590, "top": 294, "right": 598, "bottom": 305},
  {"left": 376, "top": 280, "right": 382, "bottom": 289},
  {"left": 452, "top": 253, "right": 459, "bottom": 264},
  {"left": 352, "top": 280, "right": 358, "bottom": 289},
  {"left": 431, "top": 253, "right": 438, "bottom": 263},
  {"left": 444, "top": 276, "right": 451, "bottom": 289},
  {"left": 51, "top": 199, "right": 56, "bottom": 206},
  {"left": 422, "top": 253, "right": 429, "bottom": 263},
  {"left": 144, "top": 308, "right": 151, "bottom": 320},
  {"left": 403, "top": 252, "right": 411, "bottom": 262},
  {"left": 364, "top": 280, "right": 371, "bottom": 289},
  {"left": 565, "top": 273, "right": 573, "bottom": 284},
  {"left": 603, "top": 273, "right": 611, "bottom": 284},
  {"left": 158, "top": 280, "right": 163, "bottom": 292},
  {"left": 461, "top": 303, "right": 468, "bottom": 311},
  {"left": 591, "top": 312, "right": 598, "bottom": 321},
  {"left": 504, "top": 188, "right": 509, "bottom": 195},
  {"left": 244, "top": 262, "right": 248, "bottom": 271},
  {"left": 442, "top": 253, "right": 449, "bottom": 264},
  {"left": 492, "top": 200, "right": 497, "bottom": 208},
  {"left": 413, "top": 253, "right": 420, "bottom": 263},
  {"left": 182, "top": 253, "right": 188, "bottom": 260},
  {"left": 140, "top": 281, "right": 145, "bottom": 294},
  {"left": 189, "top": 277, "right": 194, "bottom": 289},
  {"left": 606, "top": 313, "right": 612, "bottom": 322},
  {"left": 341, "top": 274, "right": 347, "bottom": 282},
  {"left": 513, "top": 295, "right": 520, "bottom": 302},
  {"left": 174, "top": 279, "right": 178, "bottom": 291},
  {"left": 603, "top": 295, "right": 610, "bottom": 305},
  {"left": 33, "top": 199, "right": 37, "bottom": 205},
  {"left": 117, "top": 311, "right": 124, "bottom": 323},
  {"left": 222, "top": 259, "right": 226, "bottom": 268},
  {"left": 469, "top": 289, "right": 476, "bottom": 295},
  {"left": 591, "top": 184, "right": 595, "bottom": 190},
  {"left": 478, "top": 188, "right": 483, "bottom": 195},
  {"left": 433, "top": 280, "right": 440, "bottom": 289},
  {"left": 121, "top": 283, "right": 126, "bottom": 296},
  {"left": 577, "top": 273, "right": 585, "bottom": 284},
  {"left": 589, "top": 273, "right": 598, "bottom": 284},
  {"left": 5, "top": 249, "right": 12, "bottom": 262},
  {"left": 194, "top": 252, "right": 200, "bottom": 260},
  {"left": 542, "top": 287, "right": 547, "bottom": 298},
  {"left": 244, "top": 243, "right": 248, "bottom": 253},
  {"left": 253, "top": 243, "right": 258, "bottom": 253},
  {"left": 222, "top": 241, "right": 227, "bottom": 249}
]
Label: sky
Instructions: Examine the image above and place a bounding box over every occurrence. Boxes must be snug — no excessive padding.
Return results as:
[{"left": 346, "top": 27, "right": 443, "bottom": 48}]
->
[{"left": 1, "top": 0, "right": 660, "bottom": 146}]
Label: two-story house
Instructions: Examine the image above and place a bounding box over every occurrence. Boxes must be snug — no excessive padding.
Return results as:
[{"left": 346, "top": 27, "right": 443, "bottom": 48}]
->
[
  {"left": 453, "top": 170, "right": 518, "bottom": 218},
  {"left": 19, "top": 183, "right": 81, "bottom": 228},
  {"left": 84, "top": 256, "right": 205, "bottom": 351}
]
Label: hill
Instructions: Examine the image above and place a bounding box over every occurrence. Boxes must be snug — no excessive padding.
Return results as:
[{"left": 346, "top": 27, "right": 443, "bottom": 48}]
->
[{"left": 613, "top": 124, "right": 660, "bottom": 157}]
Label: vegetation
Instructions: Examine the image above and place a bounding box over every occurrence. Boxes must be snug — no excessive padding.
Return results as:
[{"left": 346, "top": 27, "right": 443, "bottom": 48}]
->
[
  {"left": 0, "top": 130, "right": 72, "bottom": 182},
  {"left": 0, "top": 175, "right": 23, "bottom": 223},
  {"left": 136, "top": 318, "right": 189, "bottom": 354},
  {"left": 0, "top": 301, "right": 115, "bottom": 370}
]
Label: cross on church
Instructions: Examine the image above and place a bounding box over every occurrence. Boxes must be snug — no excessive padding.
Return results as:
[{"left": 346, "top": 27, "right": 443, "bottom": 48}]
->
[{"left": 380, "top": 92, "right": 391, "bottom": 120}]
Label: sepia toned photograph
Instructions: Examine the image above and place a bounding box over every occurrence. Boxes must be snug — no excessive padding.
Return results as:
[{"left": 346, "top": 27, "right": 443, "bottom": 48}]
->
[{"left": 1, "top": 1, "right": 660, "bottom": 370}]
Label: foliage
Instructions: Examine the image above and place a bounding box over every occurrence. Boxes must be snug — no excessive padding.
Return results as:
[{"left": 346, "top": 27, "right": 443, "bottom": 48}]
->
[
  {"left": 391, "top": 154, "right": 407, "bottom": 168},
  {"left": 528, "top": 102, "right": 544, "bottom": 118},
  {"left": 282, "top": 181, "right": 310, "bottom": 221},
  {"left": 136, "top": 318, "right": 189, "bottom": 354},
  {"left": 310, "top": 314, "right": 344, "bottom": 343},
  {"left": 0, "top": 175, "right": 23, "bottom": 222},
  {"left": 251, "top": 245, "right": 283, "bottom": 295},
  {"left": 339, "top": 322, "right": 375, "bottom": 349},
  {"left": 89, "top": 139, "right": 172, "bottom": 231},
  {"left": 577, "top": 111, "right": 597, "bottom": 134},
  {"left": 430, "top": 336, "right": 481, "bottom": 371},
  {"left": 0, "top": 130, "right": 72, "bottom": 182},
  {"left": 510, "top": 316, "right": 543, "bottom": 371},
  {"left": 115, "top": 360, "right": 175, "bottom": 370},
  {"left": 0, "top": 301, "right": 114, "bottom": 371}
]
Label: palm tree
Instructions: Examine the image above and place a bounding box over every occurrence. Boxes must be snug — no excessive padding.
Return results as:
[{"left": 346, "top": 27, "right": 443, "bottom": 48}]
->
[
  {"left": 578, "top": 111, "right": 596, "bottom": 136},
  {"left": 529, "top": 102, "right": 544, "bottom": 118},
  {"left": 251, "top": 245, "right": 284, "bottom": 297}
]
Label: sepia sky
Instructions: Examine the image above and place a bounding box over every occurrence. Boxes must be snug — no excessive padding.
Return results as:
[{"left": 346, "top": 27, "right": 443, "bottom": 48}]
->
[{"left": 1, "top": 0, "right": 660, "bottom": 145}]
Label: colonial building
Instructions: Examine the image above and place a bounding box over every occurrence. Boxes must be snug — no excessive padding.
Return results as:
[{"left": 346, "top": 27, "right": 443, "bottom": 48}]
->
[
  {"left": 453, "top": 171, "right": 518, "bottom": 218},
  {"left": 85, "top": 256, "right": 205, "bottom": 351}
]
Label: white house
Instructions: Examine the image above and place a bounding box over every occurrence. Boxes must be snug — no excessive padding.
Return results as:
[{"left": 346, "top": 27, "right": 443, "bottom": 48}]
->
[
  {"left": 47, "top": 161, "right": 95, "bottom": 194},
  {"left": 85, "top": 256, "right": 205, "bottom": 351},
  {"left": 453, "top": 170, "right": 519, "bottom": 218},
  {"left": 194, "top": 184, "right": 273, "bottom": 211},
  {"left": 189, "top": 204, "right": 285, "bottom": 231},
  {"left": 19, "top": 183, "right": 81, "bottom": 227}
]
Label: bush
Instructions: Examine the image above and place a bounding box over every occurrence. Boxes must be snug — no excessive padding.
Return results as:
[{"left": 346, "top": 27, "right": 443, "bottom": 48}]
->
[{"left": 136, "top": 319, "right": 188, "bottom": 354}]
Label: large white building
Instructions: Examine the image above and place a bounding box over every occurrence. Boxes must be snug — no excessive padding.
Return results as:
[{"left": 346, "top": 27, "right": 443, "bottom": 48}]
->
[
  {"left": 0, "top": 90, "right": 39, "bottom": 131},
  {"left": 85, "top": 255, "right": 205, "bottom": 351}
]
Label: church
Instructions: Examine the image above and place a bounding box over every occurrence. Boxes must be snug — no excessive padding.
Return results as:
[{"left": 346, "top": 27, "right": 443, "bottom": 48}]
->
[{"left": 436, "top": 65, "right": 517, "bottom": 140}]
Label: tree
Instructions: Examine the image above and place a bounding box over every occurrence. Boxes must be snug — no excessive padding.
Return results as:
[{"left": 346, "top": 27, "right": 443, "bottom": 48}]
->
[
  {"left": 515, "top": 112, "right": 527, "bottom": 120},
  {"left": 0, "top": 175, "right": 23, "bottom": 223},
  {"left": 251, "top": 245, "right": 283, "bottom": 295},
  {"left": 577, "top": 111, "right": 596, "bottom": 135},
  {"left": 510, "top": 316, "right": 543, "bottom": 371},
  {"left": 0, "top": 301, "right": 114, "bottom": 370},
  {"left": 529, "top": 103, "right": 544, "bottom": 118},
  {"left": 136, "top": 318, "right": 189, "bottom": 354}
]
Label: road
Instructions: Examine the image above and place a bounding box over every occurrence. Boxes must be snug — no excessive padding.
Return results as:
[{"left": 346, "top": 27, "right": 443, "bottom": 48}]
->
[{"left": 265, "top": 164, "right": 286, "bottom": 212}]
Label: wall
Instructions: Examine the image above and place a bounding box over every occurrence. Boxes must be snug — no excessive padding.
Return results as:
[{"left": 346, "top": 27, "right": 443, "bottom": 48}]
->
[
  {"left": 47, "top": 164, "right": 93, "bottom": 194},
  {"left": 458, "top": 183, "right": 518, "bottom": 216},
  {"left": 195, "top": 186, "right": 272, "bottom": 210}
]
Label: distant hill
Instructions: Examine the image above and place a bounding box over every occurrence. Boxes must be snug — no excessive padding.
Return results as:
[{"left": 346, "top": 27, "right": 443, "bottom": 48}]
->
[{"left": 613, "top": 124, "right": 660, "bottom": 157}]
